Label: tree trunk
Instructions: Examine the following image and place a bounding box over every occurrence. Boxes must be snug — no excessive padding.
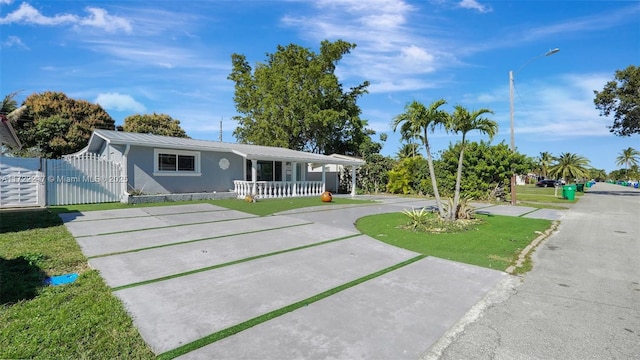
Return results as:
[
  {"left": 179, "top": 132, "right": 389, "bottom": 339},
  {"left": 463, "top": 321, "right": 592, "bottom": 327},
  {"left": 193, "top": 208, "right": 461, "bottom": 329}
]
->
[
  {"left": 452, "top": 135, "right": 466, "bottom": 221},
  {"left": 424, "top": 130, "right": 445, "bottom": 218}
]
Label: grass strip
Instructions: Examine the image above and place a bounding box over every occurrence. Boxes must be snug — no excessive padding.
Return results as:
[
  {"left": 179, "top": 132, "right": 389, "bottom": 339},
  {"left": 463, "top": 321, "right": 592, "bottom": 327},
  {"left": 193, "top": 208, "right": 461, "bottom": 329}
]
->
[
  {"left": 75, "top": 215, "right": 258, "bottom": 238},
  {"left": 209, "top": 197, "right": 377, "bottom": 216},
  {"left": 517, "top": 208, "right": 545, "bottom": 217},
  {"left": 88, "top": 222, "right": 313, "bottom": 259},
  {"left": 112, "top": 234, "right": 359, "bottom": 291},
  {"left": 157, "top": 254, "right": 426, "bottom": 360}
]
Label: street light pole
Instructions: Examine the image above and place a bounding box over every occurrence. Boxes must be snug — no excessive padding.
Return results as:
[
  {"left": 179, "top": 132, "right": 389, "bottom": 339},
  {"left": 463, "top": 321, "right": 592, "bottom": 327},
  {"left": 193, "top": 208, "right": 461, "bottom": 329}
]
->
[{"left": 509, "top": 48, "right": 559, "bottom": 206}]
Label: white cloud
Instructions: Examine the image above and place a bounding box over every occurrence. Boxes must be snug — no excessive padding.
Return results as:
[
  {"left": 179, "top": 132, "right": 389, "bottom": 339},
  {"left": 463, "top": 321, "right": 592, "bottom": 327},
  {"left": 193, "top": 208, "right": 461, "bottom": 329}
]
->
[
  {"left": 82, "top": 39, "right": 226, "bottom": 70},
  {"left": 1, "top": 35, "right": 29, "bottom": 49},
  {"left": 78, "top": 7, "right": 132, "bottom": 33},
  {"left": 0, "top": 0, "right": 15, "bottom": 4},
  {"left": 458, "top": 0, "right": 492, "bottom": 13},
  {"left": 0, "top": 3, "right": 77, "bottom": 25},
  {"left": 0, "top": 3, "right": 131, "bottom": 33},
  {"left": 281, "top": 0, "right": 459, "bottom": 93},
  {"left": 524, "top": 4, "right": 639, "bottom": 42},
  {"left": 94, "top": 93, "right": 146, "bottom": 113}
]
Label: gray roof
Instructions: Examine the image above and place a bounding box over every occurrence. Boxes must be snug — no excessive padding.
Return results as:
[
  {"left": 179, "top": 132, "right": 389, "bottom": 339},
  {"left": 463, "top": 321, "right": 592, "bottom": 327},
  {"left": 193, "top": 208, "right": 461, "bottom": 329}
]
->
[{"left": 86, "top": 130, "right": 365, "bottom": 166}]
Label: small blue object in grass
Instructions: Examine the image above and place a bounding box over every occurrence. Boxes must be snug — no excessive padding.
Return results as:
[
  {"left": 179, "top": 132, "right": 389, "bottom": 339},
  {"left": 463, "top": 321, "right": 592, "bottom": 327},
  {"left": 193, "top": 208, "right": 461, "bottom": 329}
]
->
[{"left": 44, "top": 273, "right": 79, "bottom": 286}]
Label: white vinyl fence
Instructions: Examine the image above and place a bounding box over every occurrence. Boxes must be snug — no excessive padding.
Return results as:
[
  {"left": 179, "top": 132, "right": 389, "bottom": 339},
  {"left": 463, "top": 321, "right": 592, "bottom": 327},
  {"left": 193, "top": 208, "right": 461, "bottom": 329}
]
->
[
  {"left": 45, "top": 154, "right": 124, "bottom": 206},
  {"left": 0, "top": 157, "right": 45, "bottom": 208}
]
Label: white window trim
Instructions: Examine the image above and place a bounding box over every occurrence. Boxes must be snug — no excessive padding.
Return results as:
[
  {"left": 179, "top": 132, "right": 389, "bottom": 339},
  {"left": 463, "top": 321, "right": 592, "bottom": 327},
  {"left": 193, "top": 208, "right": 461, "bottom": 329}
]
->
[{"left": 153, "top": 148, "right": 202, "bottom": 177}]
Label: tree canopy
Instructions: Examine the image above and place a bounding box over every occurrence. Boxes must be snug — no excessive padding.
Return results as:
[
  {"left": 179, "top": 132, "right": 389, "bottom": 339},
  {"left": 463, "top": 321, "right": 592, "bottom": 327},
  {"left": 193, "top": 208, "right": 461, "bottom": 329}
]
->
[
  {"left": 594, "top": 65, "right": 640, "bottom": 136},
  {"left": 13, "top": 91, "right": 115, "bottom": 158},
  {"left": 228, "top": 40, "right": 376, "bottom": 156},
  {"left": 437, "top": 141, "right": 532, "bottom": 200},
  {"left": 123, "top": 113, "right": 189, "bottom": 138}
]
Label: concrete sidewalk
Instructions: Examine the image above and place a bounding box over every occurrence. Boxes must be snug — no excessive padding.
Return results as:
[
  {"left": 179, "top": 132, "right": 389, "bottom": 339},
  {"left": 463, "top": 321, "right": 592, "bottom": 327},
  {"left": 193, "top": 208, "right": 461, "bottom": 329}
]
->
[{"left": 427, "top": 182, "right": 640, "bottom": 359}]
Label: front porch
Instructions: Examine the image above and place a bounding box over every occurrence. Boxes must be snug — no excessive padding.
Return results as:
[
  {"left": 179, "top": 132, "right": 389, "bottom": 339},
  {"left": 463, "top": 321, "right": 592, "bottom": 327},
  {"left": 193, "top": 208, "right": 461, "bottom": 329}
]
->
[
  {"left": 234, "top": 180, "right": 325, "bottom": 199},
  {"left": 235, "top": 157, "right": 360, "bottom": 199}
]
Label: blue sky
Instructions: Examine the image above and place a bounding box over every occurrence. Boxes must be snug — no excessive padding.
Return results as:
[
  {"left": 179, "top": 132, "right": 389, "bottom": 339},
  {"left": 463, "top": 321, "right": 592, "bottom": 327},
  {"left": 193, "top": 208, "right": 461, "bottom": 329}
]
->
[{"left": 1, "top": 0, "right": 638, "bottom": 172}]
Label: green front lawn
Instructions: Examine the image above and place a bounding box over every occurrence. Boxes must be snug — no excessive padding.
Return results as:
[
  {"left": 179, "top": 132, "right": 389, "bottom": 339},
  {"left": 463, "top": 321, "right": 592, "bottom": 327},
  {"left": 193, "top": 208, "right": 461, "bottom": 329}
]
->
[
  {"left": 516, "top": 184, "right": 583, "bottom": 205},
  {"left": 210, "top": 196, "right": 375, "bottom": 216},
  {"left": 0, "top": 209, "right": 154, "bottom": 359},
  {"left": 356, "top": 212, "right": 552, "bottom": 271},
  {"left": 50, "top": 196, "right": 375, "bottom": 217}
]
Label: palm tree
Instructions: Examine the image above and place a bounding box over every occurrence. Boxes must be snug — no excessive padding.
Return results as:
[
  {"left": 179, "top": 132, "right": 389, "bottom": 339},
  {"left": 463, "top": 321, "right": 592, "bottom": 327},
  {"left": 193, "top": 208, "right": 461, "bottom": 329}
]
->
[
  {"left": 588, "top": 168, "right": 607, "bottom": 182},
  {"left": 448, "top": 106, "right": 497, "bottom": 221},
  {"left": 396, "top": 143, "right": 420, "bottom": 159},
  {"left": 548, "top": 153, "right": 591, "bottom": 183},
  {"left": 1, "top": 91, "right": 21, "bottom": 115},
  {"left": 392, "top": 99, "right": 449, "bottom": 217},
  {"left": 615, "top": 147, "right": 640, "bottom": 178},
  {"left": 538, "top": 151, "right": 555, "bottom": 179}
]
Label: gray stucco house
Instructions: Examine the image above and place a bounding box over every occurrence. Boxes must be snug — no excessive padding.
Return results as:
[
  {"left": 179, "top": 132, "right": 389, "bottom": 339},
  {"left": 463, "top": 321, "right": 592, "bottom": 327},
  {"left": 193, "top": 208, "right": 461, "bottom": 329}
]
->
[{"left": 73, "top": 130, "right": 364, "bottom": 202}]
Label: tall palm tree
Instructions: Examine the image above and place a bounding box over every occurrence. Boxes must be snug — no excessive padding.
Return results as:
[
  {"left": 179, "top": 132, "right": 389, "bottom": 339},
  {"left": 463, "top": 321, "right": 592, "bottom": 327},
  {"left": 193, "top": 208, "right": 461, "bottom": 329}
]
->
[
  {"left": 392, "top": 99, "right": 449, "bottom": 217},
  {"left": 548, "top": 153, "right": 591, "bottom": 183},
  {"left": 448, "top": 106, "right": 497, "bottom": 221},
  {"left": 615, "top": 147, "right": 640, "bottom": 178},
  {"left": 538, "top": 151, "right": 555, "bottom": 179}
]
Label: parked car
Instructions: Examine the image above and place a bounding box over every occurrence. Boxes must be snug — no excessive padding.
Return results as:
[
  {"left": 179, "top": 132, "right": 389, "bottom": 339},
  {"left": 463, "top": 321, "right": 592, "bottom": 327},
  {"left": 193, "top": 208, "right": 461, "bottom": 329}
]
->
[{"left": 536, "top": 179, "right": 561, "bottom": 187}]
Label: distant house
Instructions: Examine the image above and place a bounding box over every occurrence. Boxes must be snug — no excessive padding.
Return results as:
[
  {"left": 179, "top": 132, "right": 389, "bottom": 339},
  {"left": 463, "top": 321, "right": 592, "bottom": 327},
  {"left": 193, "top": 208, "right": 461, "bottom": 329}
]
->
[{"left": 72, "top": 130, "right": 364, "bottom": 201}]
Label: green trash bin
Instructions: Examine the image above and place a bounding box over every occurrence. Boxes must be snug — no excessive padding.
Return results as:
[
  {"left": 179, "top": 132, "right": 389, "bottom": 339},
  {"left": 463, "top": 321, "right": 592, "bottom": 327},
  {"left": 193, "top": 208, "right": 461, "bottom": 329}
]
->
[
  {"left": 563, "top": 185, "right": 576, "bottom": 200},
  {"left": 576, "top": 183, "right": 584, "bottom": 192}
]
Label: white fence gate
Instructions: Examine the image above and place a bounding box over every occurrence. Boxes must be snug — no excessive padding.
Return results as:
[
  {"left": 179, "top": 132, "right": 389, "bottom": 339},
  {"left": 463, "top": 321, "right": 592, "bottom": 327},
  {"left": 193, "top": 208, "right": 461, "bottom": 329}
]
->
[
  {"left": 0, "top": 157, "right": 45, "bottom": 208},
  {"left": 45, "top": 154, "right": 124, "bottom": 206}
]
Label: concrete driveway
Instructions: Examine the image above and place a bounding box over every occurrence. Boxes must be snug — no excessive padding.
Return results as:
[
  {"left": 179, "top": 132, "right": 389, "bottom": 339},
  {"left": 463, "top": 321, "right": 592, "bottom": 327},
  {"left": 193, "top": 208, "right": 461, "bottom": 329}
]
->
[{"left": 60, "top": 198, "right": 546, "bottom": 359}]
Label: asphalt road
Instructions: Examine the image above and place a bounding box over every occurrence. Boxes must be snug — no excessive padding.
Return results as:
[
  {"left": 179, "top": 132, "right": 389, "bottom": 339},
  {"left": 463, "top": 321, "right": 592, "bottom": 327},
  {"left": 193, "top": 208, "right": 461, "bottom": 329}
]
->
[{"left": 425, "top": 182, "right": 640, "bottom": 360}]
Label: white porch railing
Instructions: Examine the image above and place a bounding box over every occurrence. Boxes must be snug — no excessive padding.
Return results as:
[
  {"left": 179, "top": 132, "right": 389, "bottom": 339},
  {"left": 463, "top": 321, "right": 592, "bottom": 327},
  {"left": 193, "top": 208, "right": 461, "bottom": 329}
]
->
[{"left": 233, "top": 180, "right": 324, "bottom": 199}]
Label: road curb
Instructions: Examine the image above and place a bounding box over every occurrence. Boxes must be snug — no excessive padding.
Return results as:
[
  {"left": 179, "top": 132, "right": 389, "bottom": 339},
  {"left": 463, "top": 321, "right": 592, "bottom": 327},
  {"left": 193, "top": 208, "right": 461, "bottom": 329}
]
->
[{"left": 505, "top": 220, "right": 560, "bottom": 274}]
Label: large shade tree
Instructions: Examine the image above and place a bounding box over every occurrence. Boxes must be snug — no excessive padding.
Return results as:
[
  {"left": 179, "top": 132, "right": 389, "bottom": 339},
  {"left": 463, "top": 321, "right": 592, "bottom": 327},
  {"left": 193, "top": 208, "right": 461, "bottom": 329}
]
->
[
  {"left": 123, "top": 113, "right": 189, "bottom": 138},
  {"left": 392, "top": 99, "right": 449, "bottom": 218},
  {"left": 594, "top": 65, "right": 640, "bottom": 136},
  {"left": 548, "top": 152, "right": 591, "bottom": 183},
  {"left": 12, "top": 91, "right": 115, "bottom": 158},
  {"left": 448, "top": 106, "right": 497, "bottom": 220},
  {"left": 228, "top": 40, "right": 376, "bottom": 156}
]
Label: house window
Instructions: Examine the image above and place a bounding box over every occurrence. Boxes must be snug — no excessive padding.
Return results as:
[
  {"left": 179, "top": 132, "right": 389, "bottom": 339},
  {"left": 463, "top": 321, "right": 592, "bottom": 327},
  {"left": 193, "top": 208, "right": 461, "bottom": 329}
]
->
[
  {"left": 154, "top": 149, "right": 201, "bottom": 176},
  {"left": 245, "top": 160, "right": 283, "bottom": 181}
]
